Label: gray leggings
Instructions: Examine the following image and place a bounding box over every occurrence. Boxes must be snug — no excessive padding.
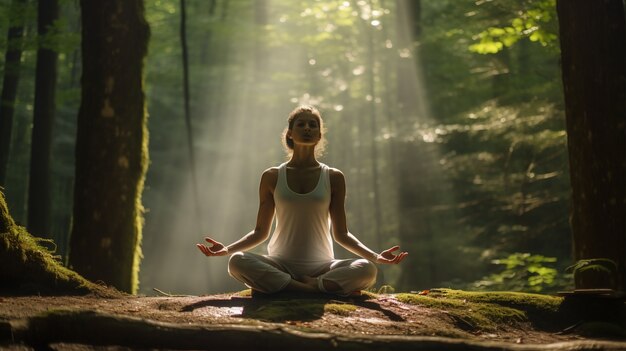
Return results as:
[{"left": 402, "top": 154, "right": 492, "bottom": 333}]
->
[{"left": 228, "top": 251, "right": 377, "bottom": 296}]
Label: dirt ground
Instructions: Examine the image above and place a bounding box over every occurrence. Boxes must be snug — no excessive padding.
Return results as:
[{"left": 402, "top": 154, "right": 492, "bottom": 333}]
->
[{"left": 0, "top": 291, "right": 605, "bottom": 347}]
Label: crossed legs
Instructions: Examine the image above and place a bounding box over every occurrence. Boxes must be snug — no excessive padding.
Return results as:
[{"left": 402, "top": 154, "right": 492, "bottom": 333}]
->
[{"left": 227, "top": 251, "right": 377, "bottom": 296}]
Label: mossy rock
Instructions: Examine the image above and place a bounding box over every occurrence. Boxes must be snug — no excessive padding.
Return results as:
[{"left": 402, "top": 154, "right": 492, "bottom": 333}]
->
[
  {"left": 0, "top": 192, "right": 117, "bottom": 296},
  {"left": 324, "top": 303, "right": 357, "bottom": 316},
  {"left": 396, "top": 289, "right": 566, "bottom": 332}
]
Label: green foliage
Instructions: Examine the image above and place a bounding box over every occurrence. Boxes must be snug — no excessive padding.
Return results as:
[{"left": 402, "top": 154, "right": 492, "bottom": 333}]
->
[
  {"left": 469, "top": 0, "right": 558, "bottom": 54},
  {"left": 420, "top": 0, "right": 563, "bottom": 119},
  {"left": 566, "top": 258, "right": 618, "bottom": 274},
  {"left": 470, "top": 253, "right": 571, "bottom": 293},
  {"left": 398, "top": 100, "right": 571, "bottom": 291},
  {"left": 37, "top": 18, "right": 80, "bottom": 53}
]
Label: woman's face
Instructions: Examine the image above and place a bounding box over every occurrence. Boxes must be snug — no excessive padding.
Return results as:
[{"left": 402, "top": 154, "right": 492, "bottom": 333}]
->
[{"left": 289, "top": 113, "right": 321, "bottom": 146}]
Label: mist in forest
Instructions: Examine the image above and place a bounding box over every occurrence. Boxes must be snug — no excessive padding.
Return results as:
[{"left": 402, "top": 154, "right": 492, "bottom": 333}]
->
[{"left": 137, "top": 0, "right": 451, "bottom": 295}]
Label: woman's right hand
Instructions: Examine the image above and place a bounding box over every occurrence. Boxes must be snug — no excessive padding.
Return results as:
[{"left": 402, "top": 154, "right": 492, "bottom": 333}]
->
[{"left": 196, "top": 237, "right": 229, "bottom": 257}]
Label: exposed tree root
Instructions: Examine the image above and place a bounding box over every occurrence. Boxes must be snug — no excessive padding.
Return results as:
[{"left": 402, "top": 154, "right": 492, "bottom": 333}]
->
[
  {"left": 0, "top": 192, "right": 120, "bottom": 297},
  {"left": 2, "top": 310, "right": 626, "bottom": 351}
]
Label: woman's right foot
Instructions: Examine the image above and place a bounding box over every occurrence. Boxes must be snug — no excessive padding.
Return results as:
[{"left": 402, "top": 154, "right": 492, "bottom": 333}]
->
[{"left": 299, "top": 275, "right": 318, "bottom": 287}]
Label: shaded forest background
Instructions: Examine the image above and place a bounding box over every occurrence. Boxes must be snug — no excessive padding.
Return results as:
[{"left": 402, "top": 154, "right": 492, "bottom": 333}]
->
[{"left": 0, "top": 0, "right": 572, "bottom": 295}]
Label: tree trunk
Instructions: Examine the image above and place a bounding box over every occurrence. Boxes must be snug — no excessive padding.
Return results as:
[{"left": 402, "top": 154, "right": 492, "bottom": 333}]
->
[
  {"left": 27, "top": 0, "right": 59, "bottom": 239},
  {"left": 69, "top": 0, "right": 150, "bottom": 294},
  {"left": 0, "top": 0, "right": 27, "bottom": 186},
  {"left": 556, "top": 0, "right": 626, "bottom": 291}
]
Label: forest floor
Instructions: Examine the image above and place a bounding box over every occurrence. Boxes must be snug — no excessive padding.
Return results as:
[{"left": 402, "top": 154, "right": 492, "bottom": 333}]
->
[{"left": 1, "top": 288, "right": 626, "bottom": 350}]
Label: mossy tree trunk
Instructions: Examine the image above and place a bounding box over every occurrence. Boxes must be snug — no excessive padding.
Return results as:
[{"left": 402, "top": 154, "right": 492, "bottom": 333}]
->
[
  {"left": 68, "top": 0, "right": 150, "bottom": 294},
  {"left": 556, "top": 0, "right": 626, "bottom": 290},
  {"left": 27, "top": 0, "right": 59, "bottom": 239}
]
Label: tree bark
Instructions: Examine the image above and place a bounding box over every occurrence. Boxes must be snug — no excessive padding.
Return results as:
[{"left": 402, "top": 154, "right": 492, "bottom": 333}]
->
[
  {"left": 27, "top": 0, "right": 59, "bottom": 239},
  {"left": 556, "top": 0, "right": 626, "bottom": 290},
  {"left": 69, "top": 0, "right": 150, "bottom": 294},
  {"left": 0, "top": 0, "right": 27, "bottom": 186}
]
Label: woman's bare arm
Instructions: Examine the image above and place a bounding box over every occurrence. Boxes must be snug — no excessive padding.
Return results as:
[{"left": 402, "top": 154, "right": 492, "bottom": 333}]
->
[
  {"left": 197, "top": 168, "right": 277, "bottom": 256},
  {"left": 329, "top": 168, "right": 407, "bottom": 264}
]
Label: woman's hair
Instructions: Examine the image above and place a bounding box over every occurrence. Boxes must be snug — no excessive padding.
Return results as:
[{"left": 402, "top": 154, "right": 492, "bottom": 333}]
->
[{"left": 282, "top": 105, "right": 327, "bottom": 158}]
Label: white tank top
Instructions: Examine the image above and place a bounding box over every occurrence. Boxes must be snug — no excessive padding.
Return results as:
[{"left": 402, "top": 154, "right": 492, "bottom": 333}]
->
[{"left": 267, "top": 162, "right": 334, "bottom": 262}]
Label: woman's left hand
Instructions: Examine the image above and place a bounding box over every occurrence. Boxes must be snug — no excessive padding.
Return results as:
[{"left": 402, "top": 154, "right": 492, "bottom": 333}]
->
[{"left": 376, "top": 246, "right": 408, "bottom": 264}]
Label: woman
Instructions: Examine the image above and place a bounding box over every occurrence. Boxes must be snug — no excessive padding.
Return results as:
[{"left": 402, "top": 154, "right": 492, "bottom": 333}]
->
[{"left": 197, "top": 105, "right": 407, "bottom": 296}]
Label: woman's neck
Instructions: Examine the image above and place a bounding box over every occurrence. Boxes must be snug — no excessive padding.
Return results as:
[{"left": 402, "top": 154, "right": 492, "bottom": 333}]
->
[{"left": 288, "top": 147, "right": 318, "bottom": 168}]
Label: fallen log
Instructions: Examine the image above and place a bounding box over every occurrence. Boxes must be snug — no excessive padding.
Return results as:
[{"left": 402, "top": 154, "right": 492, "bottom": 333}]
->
[{"left": 1, "top": 310, "right": 626, "bottom": 351}]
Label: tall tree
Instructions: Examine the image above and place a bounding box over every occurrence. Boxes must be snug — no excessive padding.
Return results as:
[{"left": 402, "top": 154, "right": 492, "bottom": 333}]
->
[
  {"left": 27, "top": 0, "right": 59, "bottom": 238},
  {"left": 0, "top": 0, "right": 27, "bottom": 186},
  {"left": 69, "top": 0, "right": 150, "bottom": 294},
  {"left": 556, "top": 0, "right": 626, "bottom": 291}
]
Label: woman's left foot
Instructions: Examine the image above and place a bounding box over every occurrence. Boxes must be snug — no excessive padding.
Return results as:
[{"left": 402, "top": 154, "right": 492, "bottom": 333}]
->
[{"left": 299, "top": 275, "right": 318, "bottom": 287}]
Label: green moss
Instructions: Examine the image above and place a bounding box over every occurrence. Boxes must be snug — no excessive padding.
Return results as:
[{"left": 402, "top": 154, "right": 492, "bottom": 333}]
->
[
  {"left": 396, "top": 292, "right": 526, "bottom": 331},
  {"left": 360, "top": 290, "right": 379, "bottom": 299},
  {"left": 427, "top": 289, "right": 575, "bottom": 330},
  {"left": 0, "top": 192, "right": 16, "bottom": 233},
  {"left": 235, "top": 289, "right": 252, "bottom": 297},
  {"left": 396, "top": 289, "right": 568, "bottom": 331},
  {"left": 0, "top": 192, "right": 118, "bottom": 296},
  {"left": 324, "top": 303, "right": 357, "bottom": 316},
  {"left": 427, "top": 289, "right": 562, "bottom": 312}
]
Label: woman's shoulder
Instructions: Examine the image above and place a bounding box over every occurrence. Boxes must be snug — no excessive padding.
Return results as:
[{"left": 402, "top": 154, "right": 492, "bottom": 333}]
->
[
  {"left": 323, "top": 164, "right": 343, "bottom": 175},
  {"left": 259, "top": 167, "right": 279, "bottom": 190},
  {"left": 261, "top": 166, "right": 280, "bottom": 179},
  {"left": 325, "top": 165, "right": 345, "bottom": 183}
]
